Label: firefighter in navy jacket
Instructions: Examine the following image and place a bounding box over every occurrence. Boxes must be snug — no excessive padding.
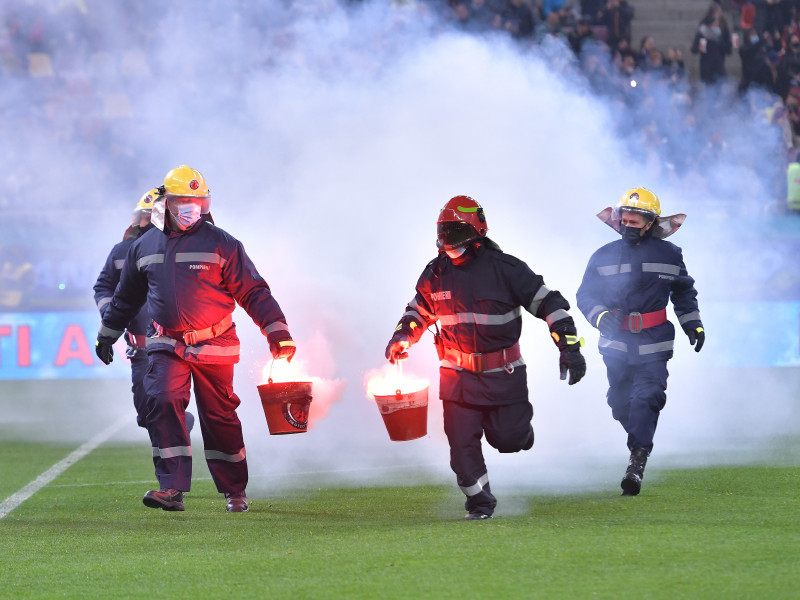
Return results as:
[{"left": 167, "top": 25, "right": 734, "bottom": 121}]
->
[
  {"left": 92, "top": 188, "right": 196, "bottom": 434},
  {"left": 577, "top": 187, "right": 704, "bottom": 497},
  {"left": 385, "top": 196, "right": 586, "bottom": 520},
  {"left": 95, "top": 166, "right": 296, "bottom": 513}
]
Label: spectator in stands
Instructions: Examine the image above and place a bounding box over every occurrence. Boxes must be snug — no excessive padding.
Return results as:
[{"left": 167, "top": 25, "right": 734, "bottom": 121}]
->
[
  {"left": 580, "top": 0, "right": 606, "bottom": 24},
  {"left": 568, "top": 15, "right": 597, "bottom": 55},
  {"left": 777, "top": 32, "right": 800, "bottom": 97},
  {"left": 450, "top": 0, "right": 502, "bottom": 32},
  {"left": 535, "top": 10, "right": 567, "bottom": 43},
  {"left": 664, "top": 47, "right": 687, "bottom": 85},
  {"left": 598, "top": 0, "right": 634, "bottom": 52},
  {"left": 691, "top": 2, "right": 733, "bottom": 85},
  {"left": 557, "top": 2, "right": 578, "bottom": 28},
  {"left": 783, "top": 91, "right": 800, "bottom": 141},
  {"left": 739, "top": 26, "right": 779, "bottom": 92},
  {"left": 637, "top": 35, "right": 656, "bottom": 67},
  {"left": 612, "top": 37, "right": 636, "bottom": 69},
  {"left": 497, "top": 0, "right": 538, "bottom": 39}
]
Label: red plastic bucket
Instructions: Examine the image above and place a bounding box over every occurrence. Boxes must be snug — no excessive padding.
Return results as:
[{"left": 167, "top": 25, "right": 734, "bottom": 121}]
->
[
  {"left": 374, "top": 387, "right": 428, "bottom": 441},
  {"left": 257, "top": 381, "right": 313, "bottom": 434}
]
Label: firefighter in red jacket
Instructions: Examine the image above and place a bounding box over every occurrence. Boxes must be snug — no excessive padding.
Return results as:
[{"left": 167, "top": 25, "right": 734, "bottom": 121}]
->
[
  {"left": 577, "top": 187, "right": 704, "bottom": 496},
  {"left": 93, "top": 189, "right": 194, "bottom": 435},
  {"left": 96, "top": 166, "right": 296, "bottom": 513},
  {"left": 385, "top": 196, "right": 586, "bottom": 520}
]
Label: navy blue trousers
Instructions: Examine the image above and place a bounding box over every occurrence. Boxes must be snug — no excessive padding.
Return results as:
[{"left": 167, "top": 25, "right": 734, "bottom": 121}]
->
[
  {"left": 603, "top": 356, "right": 668, "bottom": 454},
  {"left": 127, "top": 348, "right": 149, "bottom": 429},
  {"left": 144, "top": 351, "right": 247, "bottom": 494},
  {"left": 443, "top": 400, "right": 534, "bottom": 516}
]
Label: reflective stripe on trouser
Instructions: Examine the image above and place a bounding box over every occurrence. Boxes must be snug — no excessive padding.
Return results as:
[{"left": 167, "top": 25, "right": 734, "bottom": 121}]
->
[
  {"left": 145, "top": 352, "right": 248, "bottom": 494},
  {"left": 442, "top": 401, "right": 534, "bottom": 515},
  {"left": 603, "top": 355, "right": 668, "bottom": 454}
]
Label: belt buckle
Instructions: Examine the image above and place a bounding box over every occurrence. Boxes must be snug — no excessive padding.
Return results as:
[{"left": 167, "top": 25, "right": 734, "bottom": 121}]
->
[
  {"left": 470, "top": 353, "right": 484, "bottom": 373},
  {"left": 183, "top": 330, "right": 199, "bottom": 345},
  {"left": 628, "top": 312, "right": 643, "bottom": 334},
  {"left": 503, "top": 348, "right": 515, "bottom": 374}
]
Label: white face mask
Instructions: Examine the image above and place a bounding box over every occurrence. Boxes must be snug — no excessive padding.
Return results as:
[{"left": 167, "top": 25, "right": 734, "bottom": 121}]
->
[
  {"left": 171, "top": 203, "right": 202, "bottom": 230},
  {"left": 445, "top": 247, "right": 467, "bottom": 259}
]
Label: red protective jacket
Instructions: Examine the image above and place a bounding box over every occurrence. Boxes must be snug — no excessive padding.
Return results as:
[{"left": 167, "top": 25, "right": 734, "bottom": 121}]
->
[
  {"left": 394, "top": 241, "right": 577, "bottom": 405},
  {"left": 99, "top": 218, "right": 290, "bottom": 364}
]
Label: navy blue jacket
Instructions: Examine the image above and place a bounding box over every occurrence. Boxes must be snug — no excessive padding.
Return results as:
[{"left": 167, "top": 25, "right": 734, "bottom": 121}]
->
[
  {"left": 577, "top": 235, "right": 701, "bottom": 364},
  {"left": 395, "top": 242, "right": 577, "bottom": 406},
  {"left": 93, "top": 225, "right": 153, "bottom": 337},
  {"left": 98, "top": 218, "right": 290, "bottom": 364}
]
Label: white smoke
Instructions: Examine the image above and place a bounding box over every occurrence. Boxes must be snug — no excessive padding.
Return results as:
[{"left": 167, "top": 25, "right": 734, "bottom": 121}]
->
[{"left": 4, "top": 1, "right": 798, "bottom": 501}]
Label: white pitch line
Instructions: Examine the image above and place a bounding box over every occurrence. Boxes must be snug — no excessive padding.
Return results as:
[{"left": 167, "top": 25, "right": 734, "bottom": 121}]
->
[{"left": 0, "top": 412, "right": 133, "bottom": 520}]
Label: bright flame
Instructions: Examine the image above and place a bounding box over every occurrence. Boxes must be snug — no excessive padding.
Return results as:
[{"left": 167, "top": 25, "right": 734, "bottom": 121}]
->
[
  {"left": 259, "top": 357, "right": 344, "bottom": 427},
  {"left": 364, "top": 362, "right": 429, "bottom": 400},
  {"left": 260, "top": 357, "right": 313, "bottom": 384}
]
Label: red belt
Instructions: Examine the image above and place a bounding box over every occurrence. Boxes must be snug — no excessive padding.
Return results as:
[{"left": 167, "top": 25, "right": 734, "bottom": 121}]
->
[
  {"left": 617, "top": 308, "right": 667, "bottom": 333},
  {"left": 155, "top": 314, "right": 233, "bottom": 346},
  {"left": 442, "top": 342, "right": 521, "bottom": 373}
]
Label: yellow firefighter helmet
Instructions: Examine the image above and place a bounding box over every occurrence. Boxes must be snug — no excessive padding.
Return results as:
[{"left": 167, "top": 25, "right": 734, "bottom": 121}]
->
[
  {"left": 162, "top": 165, "right": 210, "bottom": 199},
  {"left": 616, "top": 187, "right": 661, "bottom": 218},
  {"left": 134, "top": 187, "right": 160, "bottom": 213}
]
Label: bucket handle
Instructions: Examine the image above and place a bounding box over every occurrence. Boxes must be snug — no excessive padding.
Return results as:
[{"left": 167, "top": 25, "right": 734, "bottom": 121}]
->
[
  {"left": 395, "top": 360, "right": 403, "bottom": 399},
  {"left": 268, "top": 358, "right": 275, "bottom": 384}
]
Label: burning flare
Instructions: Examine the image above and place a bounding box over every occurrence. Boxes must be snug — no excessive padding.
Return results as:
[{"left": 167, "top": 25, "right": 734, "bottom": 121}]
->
[
  {"left": 259, "top": 358, "right": 342, "bottom": 427},
  {"left": 365, "top": 362, "right": 429, "bottom": 400}
]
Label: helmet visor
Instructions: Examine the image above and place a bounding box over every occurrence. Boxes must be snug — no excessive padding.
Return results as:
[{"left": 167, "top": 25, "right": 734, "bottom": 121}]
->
[
  {"left": 616, "top": 206, "right": 656, "bottom": 222},
  {"left": 437, "top": 221, "right": 478, "bottom": 250}
]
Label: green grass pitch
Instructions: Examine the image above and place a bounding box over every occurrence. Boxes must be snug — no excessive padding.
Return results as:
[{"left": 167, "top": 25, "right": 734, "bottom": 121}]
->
[{"left": 1, "top": 439, "right": 799, "bottom": 599}]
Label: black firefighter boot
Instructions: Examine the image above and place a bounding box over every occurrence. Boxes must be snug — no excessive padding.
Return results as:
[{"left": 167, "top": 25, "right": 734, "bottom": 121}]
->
[{"left": 620, "top": 448, "right": 649, "bottom": 496}]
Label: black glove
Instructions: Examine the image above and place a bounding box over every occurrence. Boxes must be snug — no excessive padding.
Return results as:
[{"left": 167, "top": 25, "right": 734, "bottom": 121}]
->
[
  {"left": 685, "top": 325, "right": 705, "bottom": 352},
  {"left": 95, "top": 340, "right": 114, "bottom": 365},
  {"left": 270, "top": 338, "right": 297, "bottom": 362},
  {"left": 596, "top": 310, "right": 622, "bottom": 338},
  {"left": 559, "top": 345, "right": 586, "bottom": 385},
  {"left": 385, "top": 334, "right": 410, "bottom": 364}
]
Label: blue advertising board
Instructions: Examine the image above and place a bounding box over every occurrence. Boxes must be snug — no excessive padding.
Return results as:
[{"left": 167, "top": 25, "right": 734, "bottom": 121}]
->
[{"left": 0, "top": 311, "right": 131, "bottom": 380}]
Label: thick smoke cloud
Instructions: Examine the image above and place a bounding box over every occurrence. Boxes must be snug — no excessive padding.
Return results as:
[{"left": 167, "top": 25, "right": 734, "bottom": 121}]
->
[{"left": 3, "top": 1, "right": 797, "bottom": 499}]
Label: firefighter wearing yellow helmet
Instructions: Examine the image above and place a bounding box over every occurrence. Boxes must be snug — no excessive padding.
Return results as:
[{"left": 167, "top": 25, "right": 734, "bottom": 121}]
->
[
  {"left": 577, "top": 187, "right": 704, "bottom": 497},
  {"left": 96, "top": 165, "right": 296, "bottom": 513},
  {"left": 93, "top": 187, "right": 195, "bottom": 436}
]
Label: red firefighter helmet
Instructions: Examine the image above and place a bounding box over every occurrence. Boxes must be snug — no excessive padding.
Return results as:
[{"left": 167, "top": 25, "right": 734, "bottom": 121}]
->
[{"left": 436, "top": 195, "right": 488, "bottom": 250}]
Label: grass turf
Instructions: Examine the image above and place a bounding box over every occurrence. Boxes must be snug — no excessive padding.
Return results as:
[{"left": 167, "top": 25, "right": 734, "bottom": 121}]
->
[{"left": 1, "top": 442, "right": 798, "bottom": 599}]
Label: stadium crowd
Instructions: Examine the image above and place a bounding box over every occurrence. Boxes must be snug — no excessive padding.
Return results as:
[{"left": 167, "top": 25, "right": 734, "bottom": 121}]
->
[{"left": 0, "top": 0, "right": 797, "bottom": 311}]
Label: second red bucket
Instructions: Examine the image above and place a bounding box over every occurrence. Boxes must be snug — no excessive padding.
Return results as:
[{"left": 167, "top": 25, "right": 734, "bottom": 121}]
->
[
  {"left": 374, "top": 387, "right": 428, "bottom": 441},
  {"left": 257, "top": 381, "right": 313, "bottom": 434}
]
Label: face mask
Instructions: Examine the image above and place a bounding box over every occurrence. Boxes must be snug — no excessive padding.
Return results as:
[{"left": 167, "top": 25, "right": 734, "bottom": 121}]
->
[
  {"left": 620, "top": 225, "right": 644, "bottom": 245},
  {"left": 711, "top": 27, "right": 721, "bottom": 36},
  {"left": 172, "top": 203, "right": 202, "bottom": 230},
  {"left": 751, "top": 34, "right": 759, "bottom": 44},
  {"left": 446, "top": 247, "right": 467, "bottom": 259}
]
